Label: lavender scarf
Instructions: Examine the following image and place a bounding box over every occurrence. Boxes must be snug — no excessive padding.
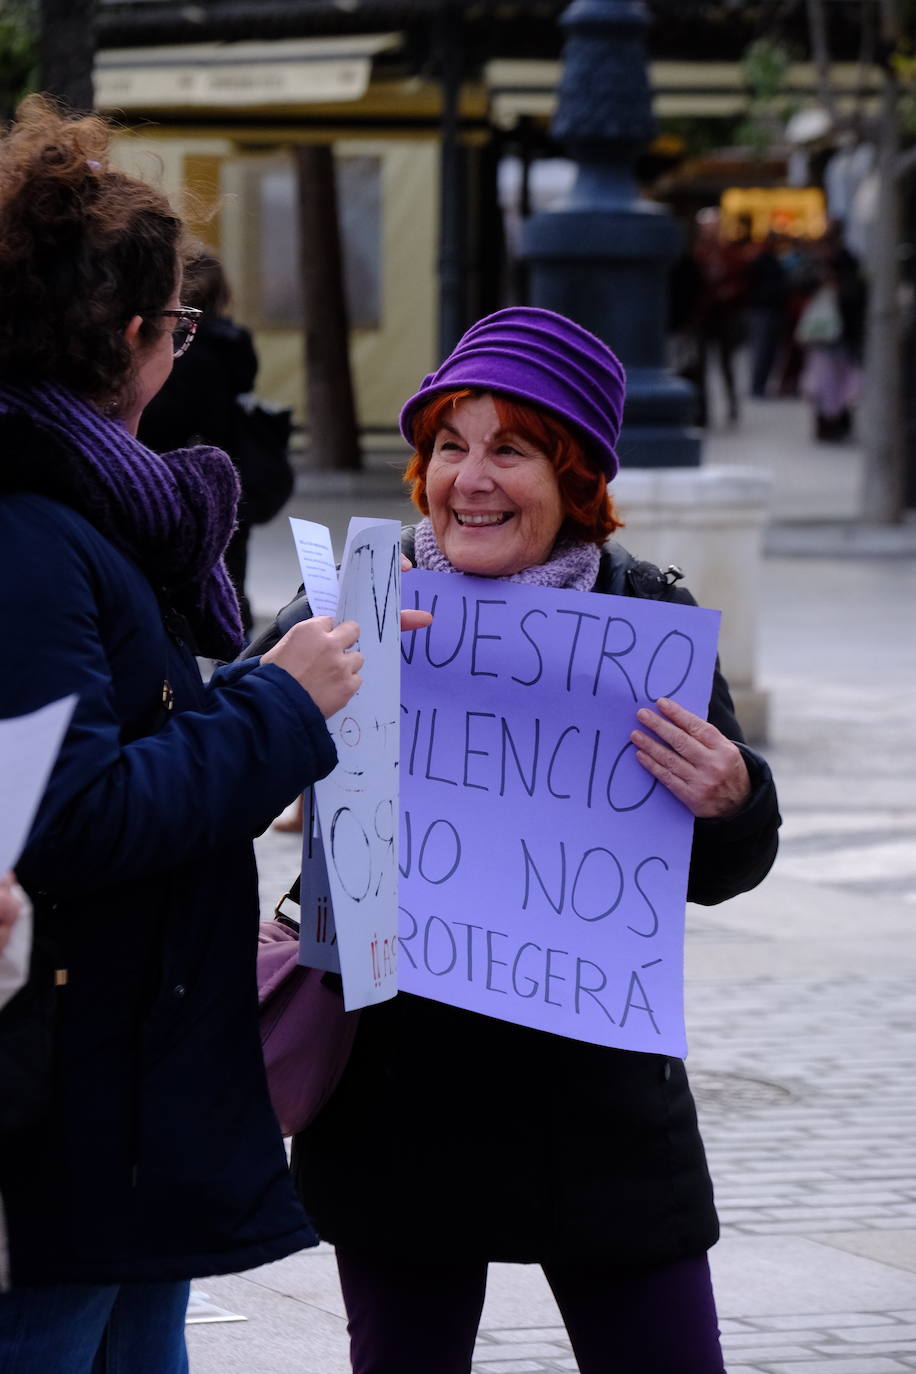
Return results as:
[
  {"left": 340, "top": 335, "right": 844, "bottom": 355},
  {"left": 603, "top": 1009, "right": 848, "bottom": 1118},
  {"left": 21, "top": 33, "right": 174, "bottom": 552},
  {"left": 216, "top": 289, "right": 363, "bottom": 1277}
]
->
[
  {"left": 0, "top": 382, "right": 243, "bottom": 659},
  {"left": 413, "top": 516, "right": 601, "bottom": 591}
]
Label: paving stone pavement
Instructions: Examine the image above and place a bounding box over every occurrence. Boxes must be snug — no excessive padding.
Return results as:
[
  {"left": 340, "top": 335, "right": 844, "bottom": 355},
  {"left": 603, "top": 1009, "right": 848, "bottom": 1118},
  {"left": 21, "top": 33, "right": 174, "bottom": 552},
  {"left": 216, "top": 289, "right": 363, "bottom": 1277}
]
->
[{"left": 187, "top": 395, "right": 916, "bottom": 1372}]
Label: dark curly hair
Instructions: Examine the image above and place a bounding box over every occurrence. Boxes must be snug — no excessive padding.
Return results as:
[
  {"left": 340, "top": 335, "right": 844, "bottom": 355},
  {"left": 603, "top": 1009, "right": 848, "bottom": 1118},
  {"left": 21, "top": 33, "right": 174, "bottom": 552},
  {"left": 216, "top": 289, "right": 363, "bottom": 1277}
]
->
[{"left": 0, "top": 95, "right": 185, "bottom": 403}]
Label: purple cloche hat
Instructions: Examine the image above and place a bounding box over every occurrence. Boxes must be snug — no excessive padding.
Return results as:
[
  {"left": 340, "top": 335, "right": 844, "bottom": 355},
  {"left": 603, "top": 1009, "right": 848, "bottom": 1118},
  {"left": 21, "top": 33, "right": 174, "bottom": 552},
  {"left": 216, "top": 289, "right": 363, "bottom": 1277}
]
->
[{"left": 399, "top": 306, "right": 626, "bottom": 480}]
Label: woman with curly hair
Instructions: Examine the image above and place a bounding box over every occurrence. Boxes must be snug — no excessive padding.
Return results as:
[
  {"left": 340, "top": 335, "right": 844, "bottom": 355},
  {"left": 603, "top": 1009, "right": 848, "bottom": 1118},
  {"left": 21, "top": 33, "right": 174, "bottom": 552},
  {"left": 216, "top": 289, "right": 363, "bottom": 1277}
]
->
[{"left": 0, "top": 96, "right": 383, "bottom": 1372}]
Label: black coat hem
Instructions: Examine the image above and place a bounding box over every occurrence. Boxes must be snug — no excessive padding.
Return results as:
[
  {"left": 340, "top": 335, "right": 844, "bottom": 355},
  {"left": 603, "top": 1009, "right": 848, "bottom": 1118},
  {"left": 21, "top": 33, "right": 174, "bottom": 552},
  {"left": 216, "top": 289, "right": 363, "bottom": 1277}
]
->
[{"left": 308, "top": 1220, "right": 720, "bottom": 1275}]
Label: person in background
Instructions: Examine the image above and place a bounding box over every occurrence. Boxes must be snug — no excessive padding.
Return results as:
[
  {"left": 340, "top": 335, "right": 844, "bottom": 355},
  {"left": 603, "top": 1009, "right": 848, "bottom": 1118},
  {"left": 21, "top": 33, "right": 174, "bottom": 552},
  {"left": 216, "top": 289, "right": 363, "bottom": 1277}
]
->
[
  {"left": 747, "top": 231, "right": 789, "bottom": 398},
  {"left": 0, "top": 94, "right": 428, "bottom": 1373},
  {"left": 255, "top": 307, "right": 782, "bottom": 1374},
  {"left": 666, "top": 221, "right": 706, "bottom": 424},
  {"left": 798, "top": 223, "right": 867, "bottom": 441},
  {"left": 773, "top": 234, "right": 818, "bottom": 397},
  {"left": 692, "top": 207, "right": 754, "bottom": 426},
  {"left": 139, "top": 248, "right": 261, "bottom": 632}
]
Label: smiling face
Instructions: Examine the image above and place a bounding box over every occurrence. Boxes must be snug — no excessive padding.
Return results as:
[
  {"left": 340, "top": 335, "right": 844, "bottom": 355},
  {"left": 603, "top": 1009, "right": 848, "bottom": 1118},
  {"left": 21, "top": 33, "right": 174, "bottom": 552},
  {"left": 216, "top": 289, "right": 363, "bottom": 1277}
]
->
[{"left": 425, "top": 392, "right": 565, "bottom": 578}]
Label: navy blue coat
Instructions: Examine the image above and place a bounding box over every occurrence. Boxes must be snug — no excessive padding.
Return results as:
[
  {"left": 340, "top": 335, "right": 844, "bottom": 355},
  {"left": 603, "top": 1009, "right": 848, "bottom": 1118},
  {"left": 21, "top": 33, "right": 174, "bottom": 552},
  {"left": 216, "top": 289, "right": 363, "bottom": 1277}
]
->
[{"left": 0, "top": 482, "right": 336, "bottom": 1286}]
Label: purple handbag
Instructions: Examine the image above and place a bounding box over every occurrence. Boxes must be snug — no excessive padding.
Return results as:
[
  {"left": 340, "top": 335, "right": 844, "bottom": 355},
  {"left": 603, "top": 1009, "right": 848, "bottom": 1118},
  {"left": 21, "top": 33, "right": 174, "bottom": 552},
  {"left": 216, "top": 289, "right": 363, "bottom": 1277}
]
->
[{"left": 257, "top": 911, "right": 360, "bottom": 1136}]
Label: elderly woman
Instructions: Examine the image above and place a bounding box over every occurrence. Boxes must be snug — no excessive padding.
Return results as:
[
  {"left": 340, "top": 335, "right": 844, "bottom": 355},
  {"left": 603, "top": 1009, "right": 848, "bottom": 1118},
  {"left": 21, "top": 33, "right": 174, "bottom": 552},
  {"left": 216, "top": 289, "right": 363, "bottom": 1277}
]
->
[
  {"left": 0, "top": 96, "right": 389, "bottom": 1371},
  {"left": 269, "top": 307, "right": 780, "bottom": 1374}
]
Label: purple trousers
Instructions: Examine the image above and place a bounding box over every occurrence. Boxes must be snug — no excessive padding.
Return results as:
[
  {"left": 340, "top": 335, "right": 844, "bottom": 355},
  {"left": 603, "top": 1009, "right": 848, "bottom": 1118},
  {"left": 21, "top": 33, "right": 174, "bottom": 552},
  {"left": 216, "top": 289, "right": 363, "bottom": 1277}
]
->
[{"left": 336, "top": 1248, "right": 726, "bottom": 1374}]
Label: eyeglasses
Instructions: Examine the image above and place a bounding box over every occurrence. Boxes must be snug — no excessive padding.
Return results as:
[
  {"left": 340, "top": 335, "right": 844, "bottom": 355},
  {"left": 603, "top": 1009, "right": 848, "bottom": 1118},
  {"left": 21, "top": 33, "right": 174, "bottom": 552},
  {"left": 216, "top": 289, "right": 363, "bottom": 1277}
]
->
[{"left": 144, "top": 306, "right": 203, "bottom": 358}]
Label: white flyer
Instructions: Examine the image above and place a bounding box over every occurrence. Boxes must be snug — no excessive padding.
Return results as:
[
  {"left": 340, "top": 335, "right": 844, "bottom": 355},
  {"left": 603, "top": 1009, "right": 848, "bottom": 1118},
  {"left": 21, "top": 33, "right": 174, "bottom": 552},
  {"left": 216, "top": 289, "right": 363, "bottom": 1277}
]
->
[{"left": 311, "top": 519, "right": 402, "bottom": 1009}]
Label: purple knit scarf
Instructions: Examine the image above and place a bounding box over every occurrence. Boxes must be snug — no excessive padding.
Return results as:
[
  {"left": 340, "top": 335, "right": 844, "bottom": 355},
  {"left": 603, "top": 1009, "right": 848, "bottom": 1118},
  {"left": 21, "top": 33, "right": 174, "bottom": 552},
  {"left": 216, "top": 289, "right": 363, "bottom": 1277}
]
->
[
  {"left": 413, "top": 517, "right": 601, "bottom": 591},
  {"left": 0, "top": 382, "right": 243, "bottom": 659}
]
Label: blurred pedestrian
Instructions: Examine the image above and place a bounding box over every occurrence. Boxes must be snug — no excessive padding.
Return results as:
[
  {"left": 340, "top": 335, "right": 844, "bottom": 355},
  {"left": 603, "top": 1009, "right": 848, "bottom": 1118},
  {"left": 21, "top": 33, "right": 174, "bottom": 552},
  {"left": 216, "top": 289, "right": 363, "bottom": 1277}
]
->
[
  {"left": 773, "top": 235, "right": 818, "bottom": 397},
  {"left": 139, "top": 248, "right": 278, "bottom": 634},
  {"left": 667, "top": 224, "right": 705, "bottom": 423},
  {"left": 797, "top": 223, "right": 867, "bottom": 440},
  {"left": 692, "top": 208, "right": 754, "bottom": 426},
  {"left": 747, "top": 232, "right": 789, "bottom": 398},
  {"left": 0, "top": 93, "right": 372, "bottom": 1371}
]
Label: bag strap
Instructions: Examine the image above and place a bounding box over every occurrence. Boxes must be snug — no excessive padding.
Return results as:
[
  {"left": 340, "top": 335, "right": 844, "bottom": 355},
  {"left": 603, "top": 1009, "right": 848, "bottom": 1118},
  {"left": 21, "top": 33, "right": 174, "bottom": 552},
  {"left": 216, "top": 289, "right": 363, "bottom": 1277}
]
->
[
  {"left": 595, "top": 539, "right": 685, "bottom": 600},
  {"left": 401, "top": 524, "right": 417, "bottom": 563},
  {"left": 275, "top": 880, "right": 301, "bottom": 931},
  {"left": 272, "top": 877, "right": 347, "bottom": 998}
]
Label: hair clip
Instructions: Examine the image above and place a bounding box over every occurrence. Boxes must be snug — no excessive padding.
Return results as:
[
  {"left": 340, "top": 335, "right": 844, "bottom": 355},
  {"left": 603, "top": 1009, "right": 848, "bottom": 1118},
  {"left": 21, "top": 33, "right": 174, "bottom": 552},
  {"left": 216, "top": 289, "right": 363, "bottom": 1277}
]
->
[{"left": 86, "top": 159, "right": 102, "bottom": 172}]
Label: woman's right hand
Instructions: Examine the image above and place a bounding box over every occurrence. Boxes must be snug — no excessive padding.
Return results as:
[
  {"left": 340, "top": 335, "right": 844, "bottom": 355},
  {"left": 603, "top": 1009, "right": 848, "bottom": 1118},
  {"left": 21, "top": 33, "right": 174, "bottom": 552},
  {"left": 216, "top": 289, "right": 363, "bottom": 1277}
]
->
[
  {"left": 400, "top": 554, "right": 433, "bottom": 632},
  {"left": 261, "top": 617, "right": 363, "bottom": 719}
]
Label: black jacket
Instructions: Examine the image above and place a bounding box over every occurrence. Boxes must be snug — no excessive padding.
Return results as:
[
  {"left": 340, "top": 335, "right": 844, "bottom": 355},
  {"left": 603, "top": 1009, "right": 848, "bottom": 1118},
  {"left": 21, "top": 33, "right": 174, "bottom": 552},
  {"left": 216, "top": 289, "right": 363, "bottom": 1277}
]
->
[
  {"left": 256, "top": 535, "right": 780, "bottom": 1271},
  {"left": 138, "top": 314, "right": 257, "bottom": 457}
]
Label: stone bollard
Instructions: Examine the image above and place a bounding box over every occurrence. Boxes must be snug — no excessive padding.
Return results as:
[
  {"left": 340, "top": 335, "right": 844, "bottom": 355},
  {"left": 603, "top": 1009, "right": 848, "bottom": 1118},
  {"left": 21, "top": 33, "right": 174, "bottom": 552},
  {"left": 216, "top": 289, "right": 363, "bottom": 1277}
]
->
[{"left": 612, "top": 465, "right": 772, "bottom": 744}]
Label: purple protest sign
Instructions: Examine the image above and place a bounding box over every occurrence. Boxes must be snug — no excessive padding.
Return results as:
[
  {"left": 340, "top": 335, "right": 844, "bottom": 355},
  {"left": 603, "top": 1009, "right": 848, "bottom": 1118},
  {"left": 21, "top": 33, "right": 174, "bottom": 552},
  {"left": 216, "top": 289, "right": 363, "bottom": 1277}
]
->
[{"left": 398, "top": 571, "right": 721, "bottom": 1056}]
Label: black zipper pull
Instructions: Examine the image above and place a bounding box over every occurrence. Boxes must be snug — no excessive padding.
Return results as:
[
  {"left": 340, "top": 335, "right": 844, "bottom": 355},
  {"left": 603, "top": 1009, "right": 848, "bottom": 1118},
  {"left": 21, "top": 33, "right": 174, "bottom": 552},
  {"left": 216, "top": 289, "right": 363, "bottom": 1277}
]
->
[{"left": 160, "top": 598, "right": 186, "bottom": 648}]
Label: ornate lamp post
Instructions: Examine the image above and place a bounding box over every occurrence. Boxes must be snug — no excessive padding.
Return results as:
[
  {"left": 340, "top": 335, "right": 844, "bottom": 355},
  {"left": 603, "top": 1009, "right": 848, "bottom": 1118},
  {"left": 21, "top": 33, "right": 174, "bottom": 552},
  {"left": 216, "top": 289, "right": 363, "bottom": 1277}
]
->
[{"left": 520, "top": 0, "right": 699, "bottom": 467}]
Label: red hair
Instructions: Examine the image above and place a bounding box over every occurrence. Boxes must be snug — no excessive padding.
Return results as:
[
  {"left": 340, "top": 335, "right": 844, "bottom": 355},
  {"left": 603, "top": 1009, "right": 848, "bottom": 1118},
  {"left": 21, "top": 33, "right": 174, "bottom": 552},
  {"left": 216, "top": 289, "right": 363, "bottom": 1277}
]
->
[{"left": 404, "top": 389, "right": 622, "bottom": 546}]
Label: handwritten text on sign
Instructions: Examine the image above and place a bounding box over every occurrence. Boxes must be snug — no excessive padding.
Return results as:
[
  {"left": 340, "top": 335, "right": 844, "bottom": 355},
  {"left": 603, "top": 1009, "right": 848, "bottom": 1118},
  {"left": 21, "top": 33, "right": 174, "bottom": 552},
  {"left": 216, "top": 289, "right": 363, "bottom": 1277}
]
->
[
  {"left": 398, "top": 572, "right": 720, "bottom": 1056},
  {"left": 307, "top": 521, "right": 403, "bottom": 1010}
]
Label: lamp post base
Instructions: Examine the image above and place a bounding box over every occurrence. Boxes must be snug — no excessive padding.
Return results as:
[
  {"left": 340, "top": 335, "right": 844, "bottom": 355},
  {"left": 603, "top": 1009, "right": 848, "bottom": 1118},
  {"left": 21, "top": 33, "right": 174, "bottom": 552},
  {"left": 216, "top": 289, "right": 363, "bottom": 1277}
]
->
[{"left": 522, "top": 202, "right": 700, "bottom": 467}]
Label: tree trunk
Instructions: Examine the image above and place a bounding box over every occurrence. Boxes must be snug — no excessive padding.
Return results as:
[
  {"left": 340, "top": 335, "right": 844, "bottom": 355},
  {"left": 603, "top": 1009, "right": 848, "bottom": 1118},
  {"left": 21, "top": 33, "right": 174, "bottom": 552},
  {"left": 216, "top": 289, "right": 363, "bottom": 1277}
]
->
[
  {"left": 435, "top": 3, "right": 467, "bottom": 358},
  {"left": 805, "top": 0, "right": 837, "bottom": 121},
  {"left": 294, "top": 144, "right": 361, "bottom": 471},
  {"left": 39, "top": 0, "right": 96, "bottom": 112},
  {"left": 861, "top": 0, "right": 905, "bottom": 523}
]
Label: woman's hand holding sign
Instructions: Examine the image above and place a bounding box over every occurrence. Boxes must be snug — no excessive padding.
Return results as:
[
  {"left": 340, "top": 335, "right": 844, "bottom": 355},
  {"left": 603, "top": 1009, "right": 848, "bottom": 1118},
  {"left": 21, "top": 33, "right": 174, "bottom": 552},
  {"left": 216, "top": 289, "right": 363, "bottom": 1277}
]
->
[
  {"left": 263, "top": 559, "right": 432, "bottom": 719},
  {"left": 263, "top": 617, "right": 364, "bottom": 719},
  {"left": 631, "top": 697, "right": 751, "bottom": 819}
]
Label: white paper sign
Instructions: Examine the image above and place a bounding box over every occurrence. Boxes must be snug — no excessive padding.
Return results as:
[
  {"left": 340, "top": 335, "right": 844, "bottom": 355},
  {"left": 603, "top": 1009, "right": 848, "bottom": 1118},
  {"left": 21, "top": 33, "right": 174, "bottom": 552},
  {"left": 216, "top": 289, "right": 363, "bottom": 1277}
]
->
[
  {"left": 185, "top": 1291, "right": 247, "bottom": 1325},
  {"left": 339, "top": 515, "right": 392, "bottom": 576},
  {"left": 310, "top": 520, "right": 402, "bottom": 1009},
  {"left": 297, "top": 786, "right": 340, "bottom": 973},
  {"left": 289, "top": 517, "right": 339, "bottom": 618},
  {"left": 289, "top": 517, "right": 341, "bottom": 966},
  {"left": 0, "top": 695, "right": 77, "bottom": 873}
]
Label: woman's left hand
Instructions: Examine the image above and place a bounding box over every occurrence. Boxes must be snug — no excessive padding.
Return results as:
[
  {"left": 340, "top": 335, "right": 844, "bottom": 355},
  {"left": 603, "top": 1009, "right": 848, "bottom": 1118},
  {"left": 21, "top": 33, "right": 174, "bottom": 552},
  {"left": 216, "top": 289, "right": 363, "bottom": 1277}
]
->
[{"left": 631, "top": 697, "right": 751, "bottom": 819}]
